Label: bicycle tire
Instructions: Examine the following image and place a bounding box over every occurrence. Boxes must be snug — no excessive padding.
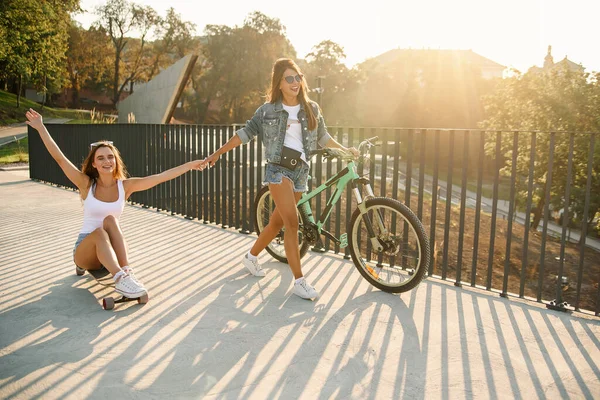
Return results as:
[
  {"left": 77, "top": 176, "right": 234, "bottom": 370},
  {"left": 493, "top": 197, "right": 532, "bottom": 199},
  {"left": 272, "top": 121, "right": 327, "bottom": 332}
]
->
[
  {"left": 348, "top": 197, "right": 430, "bottom": 293},
  {"left": 253, "top": 186, "right": 311, "bottom": 264}
]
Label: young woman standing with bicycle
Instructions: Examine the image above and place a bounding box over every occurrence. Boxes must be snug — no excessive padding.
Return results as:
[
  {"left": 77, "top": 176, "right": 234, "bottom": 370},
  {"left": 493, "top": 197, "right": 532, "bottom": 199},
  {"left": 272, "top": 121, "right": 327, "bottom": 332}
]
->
[
  {"left": 201, "top": 58, "right": 358, "bottom": 299},
  {"left": 25, "top": 109, "right": 205, "bottom": 301}
]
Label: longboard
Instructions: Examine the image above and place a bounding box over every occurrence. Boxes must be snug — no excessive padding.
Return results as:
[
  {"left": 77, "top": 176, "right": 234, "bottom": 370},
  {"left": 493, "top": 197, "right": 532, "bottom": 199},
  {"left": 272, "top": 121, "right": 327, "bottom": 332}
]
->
[{"left": 76, "top": 266, "right": 149, "bottom": 310}]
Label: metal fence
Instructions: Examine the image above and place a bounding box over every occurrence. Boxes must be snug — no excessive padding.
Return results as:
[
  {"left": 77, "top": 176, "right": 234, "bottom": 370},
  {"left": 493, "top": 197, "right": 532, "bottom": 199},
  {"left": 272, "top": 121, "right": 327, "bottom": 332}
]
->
[{"left": 28, "top": 124, "right": 600, "bottom": 316}]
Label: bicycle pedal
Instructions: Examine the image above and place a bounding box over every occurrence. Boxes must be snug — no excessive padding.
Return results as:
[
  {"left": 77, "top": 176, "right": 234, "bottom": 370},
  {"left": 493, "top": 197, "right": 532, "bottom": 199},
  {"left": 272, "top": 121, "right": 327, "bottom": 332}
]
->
[{"left": 339, "top": 233, "right": 348, "bottom": 248}]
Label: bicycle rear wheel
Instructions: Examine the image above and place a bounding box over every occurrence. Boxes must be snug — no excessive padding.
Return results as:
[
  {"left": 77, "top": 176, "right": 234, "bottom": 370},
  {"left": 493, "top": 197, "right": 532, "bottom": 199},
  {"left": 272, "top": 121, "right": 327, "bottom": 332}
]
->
[
  {"left": 348, "top": 197, "right": 430, "bottom": 293},
  {"left": 254, "top": 186, "right": 310, "bottom": 264}
]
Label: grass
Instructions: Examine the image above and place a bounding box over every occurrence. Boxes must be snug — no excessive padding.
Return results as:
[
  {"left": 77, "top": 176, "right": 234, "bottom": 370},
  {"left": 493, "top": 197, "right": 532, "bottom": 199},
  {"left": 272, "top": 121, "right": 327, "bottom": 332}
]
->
[
  {"left": 66, "top": 119, "right": 93, "bottom": 124},
  {"left": 0, "top": 137, "right": 28, "bottom": 163},
  {"left": 0, "top": 89, "right": 93, "bottom": 125},
  {"left": 416, "top": 163, "right": 512, "bottom": 200},
  {"left": 466, "top": 181, "right": 512, "bottom": 200}
]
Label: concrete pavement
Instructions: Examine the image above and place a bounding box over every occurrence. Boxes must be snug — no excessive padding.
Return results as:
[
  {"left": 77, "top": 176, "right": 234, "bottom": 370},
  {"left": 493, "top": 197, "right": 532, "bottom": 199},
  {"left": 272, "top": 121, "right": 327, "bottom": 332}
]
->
[
  {"left": 0, "top": 119, "right": 70, "bottom": 146},
  {"left": 0, "top": 169, "right": 599, "bottom": 399}
]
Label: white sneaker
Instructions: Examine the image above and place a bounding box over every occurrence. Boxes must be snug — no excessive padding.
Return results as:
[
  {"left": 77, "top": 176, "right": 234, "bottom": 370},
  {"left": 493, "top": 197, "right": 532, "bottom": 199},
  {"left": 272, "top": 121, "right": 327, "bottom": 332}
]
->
[
  {"left": 242, "top": 255, "right": 266, "bottom": 277},
  {"left": 293, "top": 277, "right": 318, "bottom": 299},
  {"left": 115, "top": 275, "right": 146, "bottom": 298},
  {"left": 122, "top": 267, "right": 145, "bottom": 289}
]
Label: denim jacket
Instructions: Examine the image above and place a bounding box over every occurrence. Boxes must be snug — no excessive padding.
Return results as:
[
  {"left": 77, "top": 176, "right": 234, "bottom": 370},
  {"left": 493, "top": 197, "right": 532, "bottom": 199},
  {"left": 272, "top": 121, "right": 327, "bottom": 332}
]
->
[{"left": 235, "top": 100, "right": 332, "bottom": 164}]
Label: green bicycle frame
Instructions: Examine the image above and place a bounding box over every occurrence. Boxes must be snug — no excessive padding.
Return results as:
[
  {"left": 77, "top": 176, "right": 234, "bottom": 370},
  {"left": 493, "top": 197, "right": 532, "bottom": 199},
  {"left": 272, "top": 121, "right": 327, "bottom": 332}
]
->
[
  {"left": 296, "top": 159, "right": 387, "bottom": 252},
  {"left": 297, "top": 160, "right": 359, "bottom": 232}
]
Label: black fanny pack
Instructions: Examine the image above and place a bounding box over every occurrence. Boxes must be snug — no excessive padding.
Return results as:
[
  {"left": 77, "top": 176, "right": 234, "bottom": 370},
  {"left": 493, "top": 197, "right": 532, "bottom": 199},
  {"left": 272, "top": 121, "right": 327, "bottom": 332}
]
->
[{"left": 273, "top": 146, "right": 302, "bottom": 170}]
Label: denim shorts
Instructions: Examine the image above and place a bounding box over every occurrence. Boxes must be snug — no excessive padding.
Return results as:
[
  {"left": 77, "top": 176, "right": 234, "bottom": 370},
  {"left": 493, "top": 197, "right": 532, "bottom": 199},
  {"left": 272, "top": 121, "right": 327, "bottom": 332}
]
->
[
  {"left": 263, "top": 162, "right": 310, "bottom": 192},
  {"left": 73, "top": 232, "right": 91, "bottom": 255}
]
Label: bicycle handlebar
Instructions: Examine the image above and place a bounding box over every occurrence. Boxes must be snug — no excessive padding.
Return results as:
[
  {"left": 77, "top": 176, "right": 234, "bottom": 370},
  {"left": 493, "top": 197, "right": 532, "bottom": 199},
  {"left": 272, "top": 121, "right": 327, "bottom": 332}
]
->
[
  {"left": 309, "top": 136, "right": 380, "bottom": 161},
  {"left": 357, "top": 136, "right": 380, "bottom": 155}
]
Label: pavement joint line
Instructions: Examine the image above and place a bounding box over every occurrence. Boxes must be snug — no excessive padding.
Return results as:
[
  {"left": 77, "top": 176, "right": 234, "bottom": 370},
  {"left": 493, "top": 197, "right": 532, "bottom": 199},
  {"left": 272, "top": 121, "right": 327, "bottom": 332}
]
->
[{"left": 0, "top": 165, "right": 29, "bottom": 171}]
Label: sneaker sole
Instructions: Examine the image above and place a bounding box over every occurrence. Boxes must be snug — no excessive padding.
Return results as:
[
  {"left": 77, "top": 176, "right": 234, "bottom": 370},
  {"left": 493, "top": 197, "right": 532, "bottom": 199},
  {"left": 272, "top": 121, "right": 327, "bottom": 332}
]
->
[
  {"left": 293, "top": 292, "right": 318, "bottom": 300},
  {"left": 115, "top": 289, "right": 147, "bottom": 299}
]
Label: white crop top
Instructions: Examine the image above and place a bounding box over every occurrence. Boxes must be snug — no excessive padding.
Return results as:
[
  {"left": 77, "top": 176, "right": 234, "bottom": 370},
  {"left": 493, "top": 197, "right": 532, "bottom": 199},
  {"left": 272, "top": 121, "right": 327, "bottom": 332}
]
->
[
  {"left": 79, "top": 180, "right": 125, "bottom": 234},
  {"left": 282, "top": 103, "right": 306, "bottom": 162}
]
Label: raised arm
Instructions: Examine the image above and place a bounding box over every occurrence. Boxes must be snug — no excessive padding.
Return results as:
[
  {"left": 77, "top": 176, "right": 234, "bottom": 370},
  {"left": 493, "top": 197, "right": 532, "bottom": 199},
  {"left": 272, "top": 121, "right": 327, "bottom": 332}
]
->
[
  {"left": 123, "top": 159, "right": 205, "bottom": 198},
  {"left": 25, "top": 109, "right": 89, "bottom": 190}
]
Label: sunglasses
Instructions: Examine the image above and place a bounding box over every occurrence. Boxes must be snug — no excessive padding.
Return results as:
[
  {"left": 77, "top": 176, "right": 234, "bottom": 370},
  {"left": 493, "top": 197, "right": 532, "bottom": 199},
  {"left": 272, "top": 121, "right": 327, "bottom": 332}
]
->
[
  {"left": 90, "top": 141, "right": 113, "bottom": 150},
  {"left": 283, "top": 74, "right": 303, "bottom": 84}
]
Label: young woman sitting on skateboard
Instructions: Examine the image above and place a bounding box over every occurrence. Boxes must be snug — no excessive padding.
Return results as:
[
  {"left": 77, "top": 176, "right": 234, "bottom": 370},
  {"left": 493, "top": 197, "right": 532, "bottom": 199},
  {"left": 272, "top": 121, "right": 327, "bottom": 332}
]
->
[{"left": 25, "top": 109, "right": 205, "bottom": 299}]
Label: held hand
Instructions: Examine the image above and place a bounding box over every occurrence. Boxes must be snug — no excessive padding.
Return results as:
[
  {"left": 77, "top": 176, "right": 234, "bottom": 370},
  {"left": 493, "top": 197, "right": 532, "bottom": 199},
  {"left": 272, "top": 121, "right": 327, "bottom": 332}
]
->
[
  {"left": 25, "top": 109, "right": 44, "bottom": 131},
  {"left": 189, "top": 159, "right": 207, "bottom": 171},
  {"left": 347, "top": 147, "right": 360, "bottom": 157},
  {"left": 204, "top": 153, "right": 220, "bottom": 168}
]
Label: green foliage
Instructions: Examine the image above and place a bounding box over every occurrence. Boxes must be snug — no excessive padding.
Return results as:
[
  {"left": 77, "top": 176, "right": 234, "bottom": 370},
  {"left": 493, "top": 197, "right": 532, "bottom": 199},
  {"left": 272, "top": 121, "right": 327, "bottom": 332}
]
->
[
  {"left": 480, "top": 67, "right": 600, "bottom": 229},
  {"left": 188, "top": 11, "right": 296, "bottom": 123},
  {"left": 66, "top": 22, "right": 113, "bottom": 107},
  {"left": 94, "top": 0, "right": 160, "bottom": 106},
  {"left": 147, "top": 7, "right": 197, "bottom": 80},
  {"left": 0, "top": 136, "right": 28, "bottom": 163},
  {"left": 303, "top": 40, "right": 358, "bottom": 125},
  {"left": 0, "top": 89, "right": 83, "bottom": 125},
  {"left": 0, "top": 0, "right": 79, "bottom": 101}
]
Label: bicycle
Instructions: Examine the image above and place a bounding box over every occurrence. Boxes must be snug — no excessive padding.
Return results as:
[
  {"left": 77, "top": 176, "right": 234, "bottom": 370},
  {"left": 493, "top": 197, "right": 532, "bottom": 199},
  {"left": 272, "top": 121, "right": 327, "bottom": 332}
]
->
[{"left": 254, "top": 136, "right": 430, "bottom": 293}]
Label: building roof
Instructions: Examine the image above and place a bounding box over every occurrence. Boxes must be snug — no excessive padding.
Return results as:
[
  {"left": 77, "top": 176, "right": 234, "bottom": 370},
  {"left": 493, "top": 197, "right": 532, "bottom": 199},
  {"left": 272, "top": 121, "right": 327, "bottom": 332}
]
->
[
  {"left": 555, "top": 56, "right": 583, "bottom": 71},
  {"left": 363, "top": 48, "right": 506, "bottom": 70},
  {"left": 527, "top": 47, "right": 584, "bottom": 74}
]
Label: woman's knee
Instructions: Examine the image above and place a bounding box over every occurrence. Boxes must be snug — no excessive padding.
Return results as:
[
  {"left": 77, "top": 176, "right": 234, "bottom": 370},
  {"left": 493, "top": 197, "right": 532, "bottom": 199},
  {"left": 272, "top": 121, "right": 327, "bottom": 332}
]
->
[
  {"left": 103, "top": 215, "right": 119, "bottom": 230},
  {"left": 267, "top": 213, "right": 284, "bottom": 230},
  {"left": 281, "top": 213, "right": 299, "bottom": 231},
  {"left": 267, "top": 220, "right": 284, "bottom": 232}
]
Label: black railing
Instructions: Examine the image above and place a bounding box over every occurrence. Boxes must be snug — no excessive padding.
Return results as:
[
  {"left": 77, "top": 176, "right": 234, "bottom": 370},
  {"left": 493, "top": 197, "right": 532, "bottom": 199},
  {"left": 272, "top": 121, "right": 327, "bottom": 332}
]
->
[{"left": 28, "top": 125, "right": 600, "bottom": 316}]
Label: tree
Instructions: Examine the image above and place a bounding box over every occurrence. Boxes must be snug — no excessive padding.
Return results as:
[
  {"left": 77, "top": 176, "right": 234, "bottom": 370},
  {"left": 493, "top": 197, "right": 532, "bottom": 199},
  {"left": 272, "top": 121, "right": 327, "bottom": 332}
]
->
[
  {"left": 147, "top": 7, "right": 197, "bottom": 81},
  {"left": 94, "top": 0, "right": 159, "bottom": 106},
  {"left": 0, "top": 0, "right": 79, "bottom": 106},
  {"left": 194, "top": 11, "right": 296, "bottom": 123},
  {"left": 480, "top": 67, "right": 600, "bottom": 231},
  {"left": 66, "top": 22, "right": 112, "bottom": 107},
  {"left": 304, "top": 40, "right": 357, "bottom": 125}
]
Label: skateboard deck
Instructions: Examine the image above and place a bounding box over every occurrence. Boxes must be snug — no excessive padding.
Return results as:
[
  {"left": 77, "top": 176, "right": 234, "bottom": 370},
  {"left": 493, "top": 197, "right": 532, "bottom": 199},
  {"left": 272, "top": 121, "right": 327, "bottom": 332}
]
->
[
  {"left": 88, "top": 267, "right": 114, "bottom": 286},
  {"left": 76, "top": 266, "right": 149, "bottom": 310}
]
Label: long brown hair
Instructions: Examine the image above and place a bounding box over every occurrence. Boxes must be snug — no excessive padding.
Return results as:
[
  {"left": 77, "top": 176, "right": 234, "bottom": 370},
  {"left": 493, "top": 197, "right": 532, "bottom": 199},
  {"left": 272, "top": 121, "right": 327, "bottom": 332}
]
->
[
  {"left": 81, "top": 141, "right": 128, "bottom": 192},
  {"left": 267, "top": 58, "right": 318, "bottom": 131}
]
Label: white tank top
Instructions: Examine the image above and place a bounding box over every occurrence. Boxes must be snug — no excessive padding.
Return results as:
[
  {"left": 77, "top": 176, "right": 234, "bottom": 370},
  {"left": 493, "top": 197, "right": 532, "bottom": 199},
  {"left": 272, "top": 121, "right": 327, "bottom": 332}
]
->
[{"left": 79, "top": 180, "right": 125, "bottom": 234}]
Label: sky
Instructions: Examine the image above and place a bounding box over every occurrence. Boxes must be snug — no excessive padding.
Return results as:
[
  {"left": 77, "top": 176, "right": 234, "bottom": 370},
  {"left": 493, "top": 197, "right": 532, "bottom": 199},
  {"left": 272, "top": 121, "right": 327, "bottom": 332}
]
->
[{"left": 75, "top": 0, "right": 600, "bottom": 74}]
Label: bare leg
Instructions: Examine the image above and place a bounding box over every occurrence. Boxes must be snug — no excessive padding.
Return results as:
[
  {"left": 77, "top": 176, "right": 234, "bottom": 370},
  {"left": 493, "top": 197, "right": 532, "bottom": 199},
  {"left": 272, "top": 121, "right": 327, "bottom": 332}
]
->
[
  {"left": 102, "top": 215, "right": 129, "bottom": 267},
  {"left": 74, "top": 228, "right": 122, "bottom": 276},
  {"left": 258, "top": 180, "right": 304, "bottom": 279},
  {"left": 250, "top": 190, "right": 303, "bottom": 257}
]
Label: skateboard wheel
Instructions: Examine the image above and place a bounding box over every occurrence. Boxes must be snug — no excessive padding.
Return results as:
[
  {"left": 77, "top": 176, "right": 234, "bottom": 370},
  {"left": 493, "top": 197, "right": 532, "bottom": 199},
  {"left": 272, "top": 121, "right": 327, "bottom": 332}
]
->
[
  {"left": 75, "top": 266, "right": 85, "bottom": 276},
  {"left": 138, "top": 293, "right": 149, "bottom": 304},
  {"left": 103, "top": 297, "right": 115, "bottom": 310}
]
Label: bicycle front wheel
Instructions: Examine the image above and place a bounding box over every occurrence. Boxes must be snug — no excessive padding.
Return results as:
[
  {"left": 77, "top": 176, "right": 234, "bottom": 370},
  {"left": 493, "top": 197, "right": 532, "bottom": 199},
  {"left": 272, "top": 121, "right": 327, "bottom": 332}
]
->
[
  {"left": 254, "top": 186, "right": 310, "bottom": 264},
  {"left": 348, "top": 197, "right": 430, "bottom": 293}
]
